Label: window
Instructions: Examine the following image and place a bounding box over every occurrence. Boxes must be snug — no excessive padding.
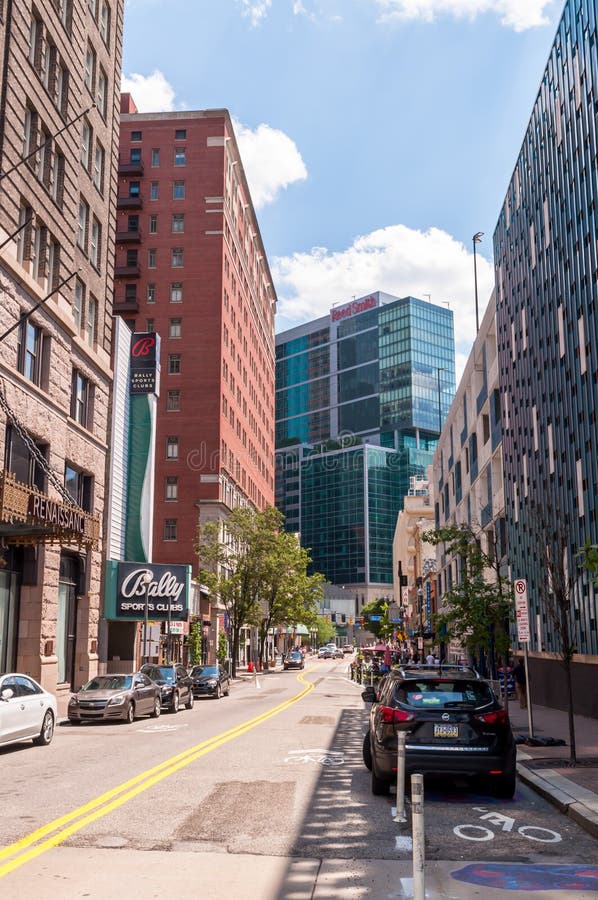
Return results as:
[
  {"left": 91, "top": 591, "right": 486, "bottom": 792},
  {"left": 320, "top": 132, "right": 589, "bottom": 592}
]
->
[
  {"left": 65, "top": 463, "right": 92, "bottom": 510},
  {"left": 173, "top": 180, "right": 185, "bottom": 199},
  {"left": 165, "top": 476, "right": 178, "bottom": 500},
  {"left": 125, "top": 284, "right": 137, "bottom": 302},
  {"left": 90, "top": 218, "right": 101, "bottom": 270},
  {"left": 36, "top": 127, "right": 49, "bottom": 186},
  {"left": 16, "top": 204, "right": 32, "bottom": 265},
  {"left": 81, "top": 119, "right": 91, "bottom": 170},
  {"left": 164, "top": 519, "right": 177, "bottom": 541},
  {"left": 96, "top": 68, "right": 107, "bottom": 117},
  {"left": 168, "top": 354, "right": 181, "bottom": 374},
  {"left": 146, "top": 318, "right": 155, "bottom": 332},
  {"left": 175, "top": 128, "right": 186, "bottom": 140},
  {"left": 167, "top": 390, "right": 180, "bottom": 411},
  {"left": 93, "top": 141, "right": 105, "bottom": 192},
  {"left": 130, "top": 147, "right": 141, "bottom": 163},
  {"left": 170, "top": 283, "right": 183, "bottom": 303},
  {"left": 127, "top": 214, "right": 139, "bottom": 232},
  {"left": 47, "top": 237, "right": 60, "bottom": 290},
  {"left": 84, "top": 44, "right": 95, "bottom": 93},
  {"left": 168, "top": 318, "right": 182, "bottom": 338},
  {"left": 71, "top": 369, "right": 91, "bottom": 428},
  {"left": 17, "top": 320, "right": 46, "bottom": 386},
  {"left": 51, "top": 151, "right": 65, "bottom": 205},
  {"left": 5, "top": 425, "right": 47, "bottom": 491},
  {"left": 73, "top": 278, "right": 84, "bottom": 329},
  {"left": 172, "top": 213, "right": 184, "bottom": 232},
  {"left": 148, "top": 248, "right": 156, "bottom": 268},
  {"left": 100, "top": 1, "right": 110, "bottom": 45},
  {"left": 147, "top": 283, "right": 156, "bottom": 303},
  {"left": 23, "top": 107, "right": 35, "bottom": 161},
  {"left": 29, "top": 15, "right": 44, "bottom": 75},
  {"left": 77, "top": 199, "right": 89, "bottom": 250},
  {"left": 58, "top": 0, "right": 73, "bottom": 32},
  {"left": 129, "top": 180, "right": 140, "bottom": 197},
  {"left": 87, "top": 295, "right": 97, "bottom": 346},
  {"left": 87, "top": 0, "right": 98, "bottom": 18},
  {"left": 174, "top": 147, "right": 186, "bottom": 166},
  {"left": 56, "top": 62, "right": 68, "bottom": 116},
  {"left": 171, "top": 247, "right": 183, "bottom": 267},
  {"left": 150, "top": 181, "right": 158, "bottom": 200},
  {"left": 149, "top": 214, "right": 157, "bottom": 233},
  {"left": 166, "top": 436, "right": 179, "bottom": 459},
  {"left": 131, "top": 130, "right": 141, "bottom": 141},
  {"left": 126, "top": 248, "right": 138, "bottom": 267},
  {"left": 151, "top": 148, "right": 159, "bottom": 166}
]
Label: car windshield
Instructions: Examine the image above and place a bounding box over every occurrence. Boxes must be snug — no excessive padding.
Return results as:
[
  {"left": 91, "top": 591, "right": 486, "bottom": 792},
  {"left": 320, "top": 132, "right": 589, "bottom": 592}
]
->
[
  {"left": 396, "top": 680, "right": 493, "bottom": 709},
  {"left": 290, "top": 652, "right": 302, "bottom": 660},
  {"left": 190, "top": 666, "right": 218, "bottom": 677},
  {"left": 155, "top": 667, "right": 176, "bottom": 683},
  {"left": 82, "top": 676, "right": 132, "bottom": 691}
]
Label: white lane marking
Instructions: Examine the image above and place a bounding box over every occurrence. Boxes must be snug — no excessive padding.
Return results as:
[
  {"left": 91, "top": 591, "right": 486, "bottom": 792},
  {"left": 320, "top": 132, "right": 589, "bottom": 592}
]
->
[
  {"left": 395, "top": 835, "right": 413, "bottom": 851},
  {"left": 478, "top": 811, "right": 515, "bottom": 832},
  {"left": 136, "top": 723, "right": 189, "bottom": 733},
  {"left": 453, "top": 824, "right": 495, "bottom": 841},
  {"left": 284, "top": 748, "right": 344, "bottom": 766},
  {"left": 518, "top": 825, "right": 562, "bottom": 843}
]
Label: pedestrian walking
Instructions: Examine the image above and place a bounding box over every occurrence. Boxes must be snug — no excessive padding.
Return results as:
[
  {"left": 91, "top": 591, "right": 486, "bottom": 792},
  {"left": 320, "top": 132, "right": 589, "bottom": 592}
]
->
[
  {"left": 513, "top": 657, "right": 527, "bottom": 708},
  {"left": 425, "top": 652, "right": 435, "bottom": 665}
]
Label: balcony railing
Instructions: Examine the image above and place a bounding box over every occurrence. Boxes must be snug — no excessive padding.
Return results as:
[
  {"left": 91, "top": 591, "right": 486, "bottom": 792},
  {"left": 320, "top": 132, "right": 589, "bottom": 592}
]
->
[
  {"left": 115, "top": 264, "right": 141, "bottom": 278},
  {"left": 118, "top": 160, "right": 144, "bottom": 175},
  {"left": 113, "top": 296, "right": 139, "bottom": 313},
  {"left": 116, "top": 228, "right": 141, "bottom": 243},
  {"left": 117, "top": 195, "right": 143, "bottom": 209}
]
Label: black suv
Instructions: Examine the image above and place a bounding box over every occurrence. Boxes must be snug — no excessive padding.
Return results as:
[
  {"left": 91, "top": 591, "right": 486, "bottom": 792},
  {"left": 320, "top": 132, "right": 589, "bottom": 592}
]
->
[
  {"left": 362, "top": 665, "right": 516, "bottom": 798},
  {"left": 140, "top": 664, "right": 194, "bottom": 713}
]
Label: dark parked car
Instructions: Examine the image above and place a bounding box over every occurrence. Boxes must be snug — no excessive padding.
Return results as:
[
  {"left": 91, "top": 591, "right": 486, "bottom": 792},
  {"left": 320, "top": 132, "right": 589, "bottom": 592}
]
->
[
  {"left": 140, "top": 664, "right": 194, "bottom": 713},
  {"left": 362, "top": 665, "right": 516, "bottom": 799},
  {"left": 189, "top": 665, "right": 231, "bottom": 699},
  {"left": 283, "top": 651, "right": 305, "bottom": 670},
  {"left": 68, "top": 673, "right": 161, "bottom": 724}
]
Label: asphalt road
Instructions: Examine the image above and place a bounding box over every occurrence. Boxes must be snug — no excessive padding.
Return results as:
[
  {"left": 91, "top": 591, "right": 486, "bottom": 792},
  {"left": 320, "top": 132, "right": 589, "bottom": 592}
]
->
[{"left": 1, "top": 659, "right": 597, "bottom": 899}]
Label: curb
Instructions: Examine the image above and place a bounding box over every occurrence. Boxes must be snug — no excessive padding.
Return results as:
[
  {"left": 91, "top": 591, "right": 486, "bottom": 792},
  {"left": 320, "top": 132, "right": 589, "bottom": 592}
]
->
[{"left": 516, "top": 757, "right": 598, "bottom": 839}]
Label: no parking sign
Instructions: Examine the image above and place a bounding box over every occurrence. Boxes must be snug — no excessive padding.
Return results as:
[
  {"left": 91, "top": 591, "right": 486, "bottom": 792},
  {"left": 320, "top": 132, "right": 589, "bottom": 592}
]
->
[{"left": 514, "top": 578, "right": 530, "bottom": 643}]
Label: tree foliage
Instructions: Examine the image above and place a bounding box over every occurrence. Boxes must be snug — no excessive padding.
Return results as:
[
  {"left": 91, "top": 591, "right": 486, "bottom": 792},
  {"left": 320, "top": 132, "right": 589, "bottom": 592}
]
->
[
  {"left": 422, "top": 524, "right": 513, "bottom": 666},
  {"left": 360, "top": 597, "right": 396, "bottom": 641},
  {"left": 196, "top": 505, "right": 324, "bottom": 676}
]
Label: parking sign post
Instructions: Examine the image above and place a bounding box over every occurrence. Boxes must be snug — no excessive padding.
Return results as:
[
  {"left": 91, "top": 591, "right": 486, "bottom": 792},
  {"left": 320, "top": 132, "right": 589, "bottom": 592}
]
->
[
  {"left": 393, "top": 730, "right": 407, "bottom": 823},
  {"left": 514, "top": 578, "right": 534, "bottom": 739}
]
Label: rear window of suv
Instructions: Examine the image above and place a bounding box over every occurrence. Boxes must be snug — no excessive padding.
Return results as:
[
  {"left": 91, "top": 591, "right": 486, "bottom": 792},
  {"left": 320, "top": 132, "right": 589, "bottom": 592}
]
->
[{"left": 395, "top": 680, "right": 494, "bottom": 709}]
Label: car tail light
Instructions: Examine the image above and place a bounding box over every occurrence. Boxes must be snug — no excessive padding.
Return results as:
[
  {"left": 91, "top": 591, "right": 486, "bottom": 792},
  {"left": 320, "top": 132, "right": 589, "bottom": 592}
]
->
[
  {"left": 475, "top": 708, "right": 509, "bottom": 726},
  {"left": 379, "top": 706, "right": 416, "bottom": 724}
]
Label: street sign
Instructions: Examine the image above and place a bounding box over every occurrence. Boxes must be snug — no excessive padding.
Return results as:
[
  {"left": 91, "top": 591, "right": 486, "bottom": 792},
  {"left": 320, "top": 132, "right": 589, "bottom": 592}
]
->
[
  {"left": 402, "top": 588, "right": 409, "bottom": 604},
  {"left": 168, "top": 621, "right": 185, "bottom": 634},
  {"left": 368, "top": 615, "right": 382, "bottom": 621},
  {"left": 514, "top": 578, "right": 530, "bottom": 643}
]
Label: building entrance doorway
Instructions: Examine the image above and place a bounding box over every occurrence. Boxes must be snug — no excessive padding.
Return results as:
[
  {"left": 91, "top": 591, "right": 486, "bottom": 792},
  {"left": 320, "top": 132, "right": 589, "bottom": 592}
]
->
[{"left": 0, "top": 547, "right": 21, "bottom": 673}]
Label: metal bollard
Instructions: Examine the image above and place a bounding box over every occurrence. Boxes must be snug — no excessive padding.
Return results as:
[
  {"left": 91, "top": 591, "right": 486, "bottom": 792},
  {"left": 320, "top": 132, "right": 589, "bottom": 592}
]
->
[
  {"left": 393, "top": 730, "right": 407, "bottom": 823},
  {"left": 411, "top": 773, "right": 425, "bottom": 900}
]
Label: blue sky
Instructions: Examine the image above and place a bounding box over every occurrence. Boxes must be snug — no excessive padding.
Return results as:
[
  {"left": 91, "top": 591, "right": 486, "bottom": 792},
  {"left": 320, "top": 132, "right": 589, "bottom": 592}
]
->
[{"left": 122, "top": 0, "right": 563, "bottom": 377}]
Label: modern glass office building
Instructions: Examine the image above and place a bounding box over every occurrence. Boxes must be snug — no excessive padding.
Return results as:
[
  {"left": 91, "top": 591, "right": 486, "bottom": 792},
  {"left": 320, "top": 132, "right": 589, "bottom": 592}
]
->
[
  {"left": 494, "top": 0, "right": 598, "bottom": 684},
  {"left": 276, "top": 292, "right": 455, "bottom": 598}
]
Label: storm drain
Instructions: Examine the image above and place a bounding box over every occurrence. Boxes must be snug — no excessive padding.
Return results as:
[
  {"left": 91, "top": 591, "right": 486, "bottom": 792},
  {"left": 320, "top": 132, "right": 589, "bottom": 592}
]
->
[
  {"left": 299, "top": 716, "right": 335, "bottom": 726},
  {"left": 175, "top": 781, "right": 296, "bottom": 842}
]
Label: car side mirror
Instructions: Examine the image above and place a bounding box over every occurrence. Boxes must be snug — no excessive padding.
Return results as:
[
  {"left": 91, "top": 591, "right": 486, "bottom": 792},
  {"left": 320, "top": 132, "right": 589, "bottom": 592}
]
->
[
  {"left": 1, "top": 688, "right": 14, "bottom": 701},
  {"left": 361, "top": 686, "right": 377, "bottom": 703}
]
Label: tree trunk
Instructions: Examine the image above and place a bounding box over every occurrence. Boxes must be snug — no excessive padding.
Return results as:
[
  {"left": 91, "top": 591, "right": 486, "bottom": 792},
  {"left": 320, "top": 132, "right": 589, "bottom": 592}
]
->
[{"left": 230, "top": 624, "right": 240, "bottom": 679}]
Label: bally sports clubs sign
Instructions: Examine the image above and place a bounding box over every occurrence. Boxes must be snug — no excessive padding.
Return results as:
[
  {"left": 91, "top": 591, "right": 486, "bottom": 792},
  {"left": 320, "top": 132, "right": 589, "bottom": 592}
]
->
[
  {"left": 115, "top": 562, "right": 189, "bottom": 620},
  {"left": 330, "top": 294, "right": 377, "bottom": 322}
]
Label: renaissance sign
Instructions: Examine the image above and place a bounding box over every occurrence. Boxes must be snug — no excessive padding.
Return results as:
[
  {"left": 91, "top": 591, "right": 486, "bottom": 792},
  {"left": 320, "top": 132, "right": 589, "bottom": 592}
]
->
[
  {"left": 113, "top": 561, "right": 189, "bottom": 620},
  {"left": 28, "top": 494, "right": 86, "bottom": 535},
  {"left": 330, "top": 294, "right": 377, "bottom": 322}
]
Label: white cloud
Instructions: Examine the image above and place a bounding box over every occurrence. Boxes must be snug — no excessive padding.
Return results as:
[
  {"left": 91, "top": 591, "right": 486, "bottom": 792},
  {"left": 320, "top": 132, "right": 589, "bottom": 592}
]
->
[
  {"left": 272, "top": 224, "right": 495, "bottom": 381},
  {"left": 121, "top": 70, "right": 176, "bottom": 112},
  {"left": 373, "top": 0, "right": 554, "bottom": 30},
  {"left": 233, "top": 119, "right": 308, "bottom": 209},
  {"left": 238, "top": 0, "right": 272, "bottom": 26}
]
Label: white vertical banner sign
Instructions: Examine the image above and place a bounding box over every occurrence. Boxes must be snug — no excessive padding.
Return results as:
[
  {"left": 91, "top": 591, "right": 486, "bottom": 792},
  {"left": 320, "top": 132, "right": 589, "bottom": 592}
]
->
[{"left": 514, "top": 578, "right": 530, "bottom": 643}]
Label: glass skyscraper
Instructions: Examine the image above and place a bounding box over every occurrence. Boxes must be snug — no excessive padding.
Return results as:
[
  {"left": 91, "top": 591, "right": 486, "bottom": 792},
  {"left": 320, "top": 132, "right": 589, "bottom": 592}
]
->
[{"left": 276, "top": 292, "right": 455, "bottom": 598}]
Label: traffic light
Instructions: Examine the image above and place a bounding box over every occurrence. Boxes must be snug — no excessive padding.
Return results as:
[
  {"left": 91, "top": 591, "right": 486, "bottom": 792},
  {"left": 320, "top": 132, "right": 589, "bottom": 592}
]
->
[{"left": 325, "top": 615, "right": 330, "bottom": 624}]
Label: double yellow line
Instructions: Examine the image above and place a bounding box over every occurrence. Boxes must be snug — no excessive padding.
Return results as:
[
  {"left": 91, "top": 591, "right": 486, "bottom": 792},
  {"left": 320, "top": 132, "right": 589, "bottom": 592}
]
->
[{"left": 0, "top": 670, "right": 315, "bottom": 879}]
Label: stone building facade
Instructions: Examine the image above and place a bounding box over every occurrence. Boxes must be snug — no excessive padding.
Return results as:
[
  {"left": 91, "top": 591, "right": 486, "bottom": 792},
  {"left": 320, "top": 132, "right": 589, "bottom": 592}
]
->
[{"left": 0, "top": 0, "right": 123, "bottom": 712}]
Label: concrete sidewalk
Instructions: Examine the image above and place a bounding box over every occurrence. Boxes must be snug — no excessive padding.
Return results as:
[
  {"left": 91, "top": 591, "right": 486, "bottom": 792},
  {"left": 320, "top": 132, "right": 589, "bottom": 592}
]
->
[{"left": 509, "top": 701, "right": 598, "bottom": 838}]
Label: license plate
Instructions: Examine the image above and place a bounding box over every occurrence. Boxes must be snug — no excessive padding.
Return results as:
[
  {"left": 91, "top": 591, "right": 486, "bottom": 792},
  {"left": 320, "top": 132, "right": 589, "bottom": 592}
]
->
[{"left": 434, "top": 724, "right": 459, "bottom": 738}]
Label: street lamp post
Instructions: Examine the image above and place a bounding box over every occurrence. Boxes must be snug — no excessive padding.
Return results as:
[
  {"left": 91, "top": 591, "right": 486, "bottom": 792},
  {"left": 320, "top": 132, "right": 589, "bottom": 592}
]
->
[
  {"left": 472, "top": 232, "right": 484, "bottom": 334},
  {"left": 141, "top": 570, "right": 152, "bottom": 664}
]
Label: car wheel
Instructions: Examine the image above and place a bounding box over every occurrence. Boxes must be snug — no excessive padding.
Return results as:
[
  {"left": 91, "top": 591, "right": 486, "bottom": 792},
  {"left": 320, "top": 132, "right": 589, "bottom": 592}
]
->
[
  {"left": 362, "top": 731, "right": 373, "bottom": 771},
  {"left": 125, "top": 702, "right": 135, "bottom": 724},
  {"left": 490, "top": 773, "right": 516, "bottom": 799},
  {"left": 214, "top": 684, "right": 222, "bottom": 700},
  {"left": 371, "top": 767, "right": 391, "bottom": 796},
  {"left": 33, "top": 710, "right": 55, "bottom": 746},
  {"left": 150, "top": 697, "right": 161, "bottom": 718},
  {"left": 186, "top": 691, "right": 194, "bottom": 710},
  {"left": 169, "top": 692, "right": 179, "bottom": 714}
]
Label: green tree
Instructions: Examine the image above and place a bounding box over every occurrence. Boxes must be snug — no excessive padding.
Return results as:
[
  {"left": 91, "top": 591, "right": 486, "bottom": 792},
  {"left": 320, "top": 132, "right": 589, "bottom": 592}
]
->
[
  {"left": 423, "top": 524, "right": 513, "bottom": 672},
  {"left": 188, "top": 620, "right": 203, "bottom": 665},
  {"left": 315, "top": 619, "right": 337, "bottom": 645},
  {"left": 217, "top": 631, "right": 228, "bottom": 665},
  {"left": 360, "top": 597, "right": 393, "bottom": 641}
]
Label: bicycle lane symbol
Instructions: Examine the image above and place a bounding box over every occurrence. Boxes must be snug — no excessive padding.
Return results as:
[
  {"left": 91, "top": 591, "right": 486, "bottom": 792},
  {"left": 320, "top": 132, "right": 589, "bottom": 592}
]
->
[
  {"left": 453, "top": 808, "right": 562, "bottom": 844},
  {"left": 284, "top": 748, "right": 345, "bottom": 767}
]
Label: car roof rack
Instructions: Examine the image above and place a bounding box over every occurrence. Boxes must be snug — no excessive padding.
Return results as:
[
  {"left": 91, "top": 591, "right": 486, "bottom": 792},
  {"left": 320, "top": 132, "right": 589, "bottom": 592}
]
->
[{"left": 394, "top": 663, "right": 481, "bottom": 679}]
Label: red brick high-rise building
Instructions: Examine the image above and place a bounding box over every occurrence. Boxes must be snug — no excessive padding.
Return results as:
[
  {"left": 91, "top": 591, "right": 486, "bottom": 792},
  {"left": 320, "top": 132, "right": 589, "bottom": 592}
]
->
[{"left": 115, "top": 96, "right": 276, "bottom": 572}]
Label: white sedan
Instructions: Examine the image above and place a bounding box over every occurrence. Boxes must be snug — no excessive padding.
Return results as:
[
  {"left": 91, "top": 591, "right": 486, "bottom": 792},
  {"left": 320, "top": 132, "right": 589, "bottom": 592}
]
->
[{"left": 0, "top": 673, "right": 57, "bottom": 748}]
